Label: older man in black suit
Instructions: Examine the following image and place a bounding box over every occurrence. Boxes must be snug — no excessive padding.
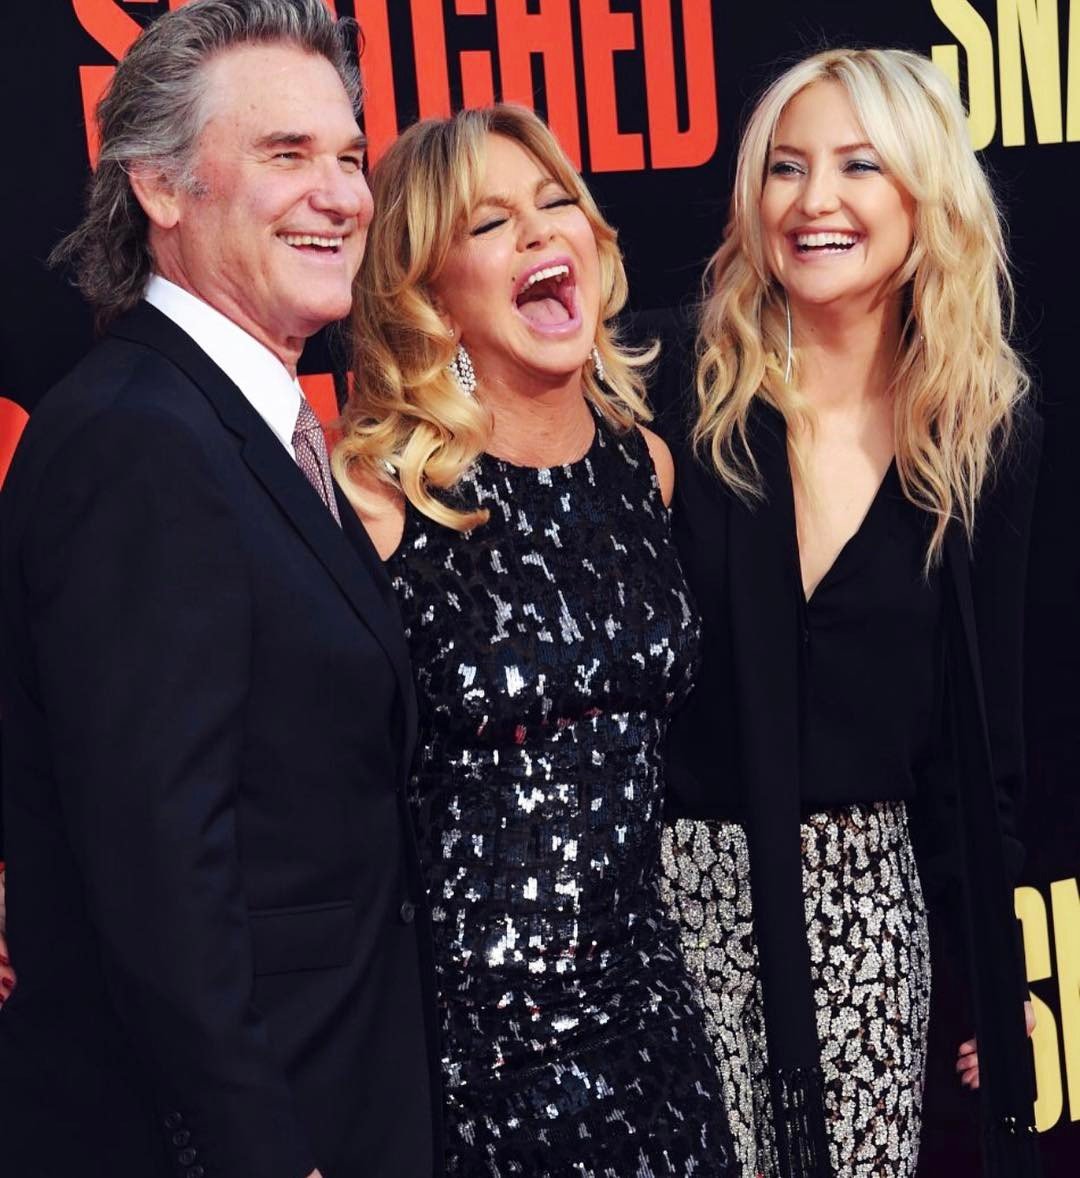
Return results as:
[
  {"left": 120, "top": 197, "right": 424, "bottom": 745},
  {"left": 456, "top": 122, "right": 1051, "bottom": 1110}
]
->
[{"left": 0, "top": 3, "right": 439, "bottom": 1176}]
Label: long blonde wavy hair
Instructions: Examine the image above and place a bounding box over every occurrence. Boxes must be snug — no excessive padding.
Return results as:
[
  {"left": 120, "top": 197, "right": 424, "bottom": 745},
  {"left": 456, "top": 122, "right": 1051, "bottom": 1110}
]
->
[
  {"left": 334, "top": 104, "right": 654, "bottom": 531},
  {"left": 695, "top": 47, "right": 1029, "bottom": 565}
]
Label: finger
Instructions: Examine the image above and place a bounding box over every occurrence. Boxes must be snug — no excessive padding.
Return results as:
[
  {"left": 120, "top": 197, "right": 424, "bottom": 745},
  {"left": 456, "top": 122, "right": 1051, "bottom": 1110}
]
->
[
  {"left": 956, "top": 1054, "right": 979, "bottom": 1074},
  {"left": 957, "top": 1039, "right": 977, "bottom": 1056}
]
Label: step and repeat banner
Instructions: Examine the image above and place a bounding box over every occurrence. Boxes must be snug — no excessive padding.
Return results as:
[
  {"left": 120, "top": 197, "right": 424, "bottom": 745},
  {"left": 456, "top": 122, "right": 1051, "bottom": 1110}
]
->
[{"left": 2, "top": 2, "right": 1077, "bottom": 1173}]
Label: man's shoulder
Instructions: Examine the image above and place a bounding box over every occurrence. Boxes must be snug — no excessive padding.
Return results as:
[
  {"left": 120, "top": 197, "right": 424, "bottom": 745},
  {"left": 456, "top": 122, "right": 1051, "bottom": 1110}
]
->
[
  {"left": 49, "top": 312, "right": 203, "bottom": 410},
  {"left": 6, "top": 323, "right": 227, "bottom": 521},
  {"left": 25, "top": 322, "right": 216, "bottom": 456}
]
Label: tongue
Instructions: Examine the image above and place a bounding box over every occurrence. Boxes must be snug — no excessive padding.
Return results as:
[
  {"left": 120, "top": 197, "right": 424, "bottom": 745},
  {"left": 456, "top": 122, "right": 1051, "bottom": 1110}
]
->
[{"left": 517, "top": 296, "right": 571, "bottom": 325}]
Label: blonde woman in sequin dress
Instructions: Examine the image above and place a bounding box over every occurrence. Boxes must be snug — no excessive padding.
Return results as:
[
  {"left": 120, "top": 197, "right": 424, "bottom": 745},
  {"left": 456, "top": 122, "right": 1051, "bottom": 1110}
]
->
[
  {"left": 655, "top": 47, "right": 1040, "bottom": 1178},
  {"left": 334, "top": 105, "right": 735, "bottom": 1177}
]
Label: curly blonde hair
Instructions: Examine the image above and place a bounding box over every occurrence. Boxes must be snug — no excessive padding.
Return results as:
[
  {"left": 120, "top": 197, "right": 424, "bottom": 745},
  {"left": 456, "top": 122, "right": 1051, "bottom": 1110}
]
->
[
  {"left": 694, "top": 47, "right": 1029, "bottom": 565},
  {"left": 334, "top": 104, "right": 654, "bottom": 531}
]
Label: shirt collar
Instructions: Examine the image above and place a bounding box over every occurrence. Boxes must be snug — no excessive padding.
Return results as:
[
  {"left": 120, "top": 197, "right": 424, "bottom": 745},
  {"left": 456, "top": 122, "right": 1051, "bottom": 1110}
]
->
[{"left": 144, "top": 275, "right": 302, "bottom": 457}]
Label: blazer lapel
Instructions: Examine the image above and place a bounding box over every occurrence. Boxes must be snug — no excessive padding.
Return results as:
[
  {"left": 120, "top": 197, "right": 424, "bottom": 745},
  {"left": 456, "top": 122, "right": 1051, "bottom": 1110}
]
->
[
  {"left": 725, "top": 403, "right": 826, "bottom": 1076},
  {"left": 723, "top": 405, "right": 842, "bottom": 1169},
  {"left": 109, "top": 303, "right": 416, "bottom": 719},
  {"left": 726, "top": 403, "right": 803, "bottom": 762}
]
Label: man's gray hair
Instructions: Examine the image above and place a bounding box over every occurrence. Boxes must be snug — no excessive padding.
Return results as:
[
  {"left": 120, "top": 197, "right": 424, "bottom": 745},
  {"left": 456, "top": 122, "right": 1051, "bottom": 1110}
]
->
[{"left": 51, "top": 0, "right": 361, "bottom": 329}]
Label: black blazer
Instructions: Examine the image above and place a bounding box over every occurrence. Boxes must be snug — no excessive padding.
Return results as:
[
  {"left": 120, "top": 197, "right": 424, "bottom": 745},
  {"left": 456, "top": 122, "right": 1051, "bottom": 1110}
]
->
[
  {"left": 0, "top": 304, "right": 442, "bottom": 1178},
  {"left": 647, "top": 306, "right": 1042, "bottom": 1172}
]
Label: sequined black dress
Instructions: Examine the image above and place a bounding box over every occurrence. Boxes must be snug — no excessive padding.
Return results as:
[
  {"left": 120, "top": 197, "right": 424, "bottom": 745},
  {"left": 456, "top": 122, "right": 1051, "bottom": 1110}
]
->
[{"left": 387, "top": 415, "right": 734, "bottom": 1176}]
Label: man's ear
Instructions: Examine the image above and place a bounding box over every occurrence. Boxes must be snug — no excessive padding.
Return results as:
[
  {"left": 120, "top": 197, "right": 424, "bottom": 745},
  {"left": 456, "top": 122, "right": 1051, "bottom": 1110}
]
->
[{"left": 129, "top": 166, "right": 183, "bottom": 230}]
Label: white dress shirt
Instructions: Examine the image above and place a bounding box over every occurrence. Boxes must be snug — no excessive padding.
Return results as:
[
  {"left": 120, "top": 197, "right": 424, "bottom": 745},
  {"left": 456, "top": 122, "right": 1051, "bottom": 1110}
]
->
[{"left": 144, "top": 275, "right": 302, "bottom": 458}]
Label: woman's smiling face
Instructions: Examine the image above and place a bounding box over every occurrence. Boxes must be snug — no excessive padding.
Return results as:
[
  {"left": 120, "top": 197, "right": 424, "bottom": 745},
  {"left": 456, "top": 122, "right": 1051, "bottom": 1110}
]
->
[
  {"left": 430, "top": 132, "right": 601, "bottom": 395},
  {"left": 760, "top": 80, "right": 915, "bottom": 315}
]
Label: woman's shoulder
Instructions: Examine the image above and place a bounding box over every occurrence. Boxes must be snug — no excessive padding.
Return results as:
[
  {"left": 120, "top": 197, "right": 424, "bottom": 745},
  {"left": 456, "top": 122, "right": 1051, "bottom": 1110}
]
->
[
  {"left": 342, "top": 466, "right": 407, "bottom": 561},
  {"left": 1006, "top": 398, "right": 1044, "bottom": 468},
  {"left": 622, "top": 302, "right": 698, "bottom": 442},
  {"left": 976, "top": 399, "right": 1044, "bottom": 523},
  {"left": 636, "top": 424, "right": 675, "bottom": 506}
]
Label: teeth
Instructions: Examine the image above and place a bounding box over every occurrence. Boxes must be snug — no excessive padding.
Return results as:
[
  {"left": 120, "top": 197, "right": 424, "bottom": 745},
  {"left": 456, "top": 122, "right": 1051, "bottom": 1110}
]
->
[
  {"left": 795, "top": 232, "right": 859, "bottom": 249},
  {"left": 521, "top": 263, "right": 570, "bottom": 292},
  {"left": 281, "top": 233, "right": 344, "bottom": 249}
]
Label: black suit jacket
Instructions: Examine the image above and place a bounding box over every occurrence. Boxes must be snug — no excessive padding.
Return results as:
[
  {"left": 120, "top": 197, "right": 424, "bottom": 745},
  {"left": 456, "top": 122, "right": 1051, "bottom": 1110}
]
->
[{"left": 0, "top": 303, "right": 442, "bottom": 1178}]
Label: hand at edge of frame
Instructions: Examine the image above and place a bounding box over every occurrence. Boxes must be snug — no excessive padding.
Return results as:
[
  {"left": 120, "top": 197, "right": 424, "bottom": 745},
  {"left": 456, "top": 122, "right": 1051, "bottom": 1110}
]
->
[
  {"left": 955, "top": 1001, "right": 1036, "bottom": 1090},
  {"left": 0, "top": 868, "right": 15, "bottom": 1007}
]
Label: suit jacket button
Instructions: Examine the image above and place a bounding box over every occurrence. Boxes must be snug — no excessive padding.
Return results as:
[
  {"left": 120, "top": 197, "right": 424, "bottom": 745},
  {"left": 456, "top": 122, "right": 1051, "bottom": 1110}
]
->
[
  {"left": 177, "top": 1147, "right": 198, "bottom": 1166},
  {"left": 399, "top": 900, "right": 416, "bottom": 924},
  {"left": 171, "top": 1130, "right": 191, "bottom": 1147},
  {"left": 163, "top": 1111, "right": 183, "bottom": 1130}
]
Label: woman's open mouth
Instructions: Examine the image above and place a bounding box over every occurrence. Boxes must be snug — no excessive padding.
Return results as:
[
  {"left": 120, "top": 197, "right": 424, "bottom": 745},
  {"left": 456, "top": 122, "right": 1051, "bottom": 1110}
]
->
[
  {"left": 791, "top": 230, "right": 862, "bottom": 255},
  {"left": 513, "top": 260, "right": 581, "bottom": 333}
]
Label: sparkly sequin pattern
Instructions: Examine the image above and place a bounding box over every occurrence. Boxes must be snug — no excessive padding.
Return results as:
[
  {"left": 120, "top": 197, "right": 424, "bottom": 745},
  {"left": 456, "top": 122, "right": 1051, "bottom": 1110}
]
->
[
  {"left": 660, "top": 802, "right": 931, "bottom": 1178},
  {"left": 389, "top": 417, "right": 734, "bottom": 1176}
]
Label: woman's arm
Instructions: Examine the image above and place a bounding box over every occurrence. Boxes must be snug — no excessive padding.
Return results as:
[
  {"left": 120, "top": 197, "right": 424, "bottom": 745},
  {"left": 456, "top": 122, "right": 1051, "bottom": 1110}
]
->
[
  {"left": 347, "top": 469, "right": 407, "bottom": 561},
  {"left": 971, "top": 406, "right": 1044, "bottom": 877},
  {"left": 952, "top": 405, "right": 1044, "bottom": 1087},
  {"left": 0, "top": 865, "right": 13, "bottom": 1006},
  {"left": 640, "top": 425, "right": 676, "bottom": 506}
]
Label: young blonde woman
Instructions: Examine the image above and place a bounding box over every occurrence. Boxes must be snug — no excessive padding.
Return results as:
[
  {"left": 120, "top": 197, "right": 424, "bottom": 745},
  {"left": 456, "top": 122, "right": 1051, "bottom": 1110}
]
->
[
  {"left": 335, "top": 105, "right": 734, "bottom": 1177},
  {"left": 656, "top": 48, "right": 1041, "bottom": 1178}
]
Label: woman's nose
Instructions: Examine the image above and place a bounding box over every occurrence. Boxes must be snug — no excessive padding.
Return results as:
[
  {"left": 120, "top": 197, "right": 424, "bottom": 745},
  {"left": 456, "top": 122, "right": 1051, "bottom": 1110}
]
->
[{"left": 798, "top": 166, "right": 842, "bottom": 218}]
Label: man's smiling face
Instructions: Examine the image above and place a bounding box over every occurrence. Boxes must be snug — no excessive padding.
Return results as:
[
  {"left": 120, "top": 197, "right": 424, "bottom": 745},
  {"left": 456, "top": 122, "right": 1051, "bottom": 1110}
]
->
[{"left": 153, "top": 42, "right": 372, "bottom": 366}]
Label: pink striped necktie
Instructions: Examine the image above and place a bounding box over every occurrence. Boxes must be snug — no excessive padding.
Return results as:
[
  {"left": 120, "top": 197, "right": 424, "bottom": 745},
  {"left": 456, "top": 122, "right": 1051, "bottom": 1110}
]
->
[{"left": 291, "top": 394, "right": 341, "bottom": 526}]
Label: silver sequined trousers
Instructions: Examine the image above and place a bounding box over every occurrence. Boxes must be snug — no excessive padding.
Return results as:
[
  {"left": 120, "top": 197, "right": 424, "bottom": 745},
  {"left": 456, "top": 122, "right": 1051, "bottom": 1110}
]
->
[{"left": 659, "top": 802, "right": 931, "bottom": 1178}]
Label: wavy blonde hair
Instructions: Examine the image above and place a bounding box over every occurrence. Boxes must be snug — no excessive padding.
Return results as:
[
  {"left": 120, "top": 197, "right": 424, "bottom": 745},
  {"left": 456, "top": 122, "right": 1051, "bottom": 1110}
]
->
[
  {"left": 334, "top": 104, "right": 654, "bottom": 530},
  {"left": 695, "top": 47, "right": 1028, "bottom": 565}
]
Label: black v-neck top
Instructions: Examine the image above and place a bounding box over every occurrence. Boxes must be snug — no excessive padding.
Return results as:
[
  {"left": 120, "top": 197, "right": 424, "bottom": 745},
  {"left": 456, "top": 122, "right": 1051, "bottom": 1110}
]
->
[
  {"left": 666, "top": 451, "right": 946, "bottom": 821},
  {"left": 796, "top": 460, "right": 945, "bottom": 806}
]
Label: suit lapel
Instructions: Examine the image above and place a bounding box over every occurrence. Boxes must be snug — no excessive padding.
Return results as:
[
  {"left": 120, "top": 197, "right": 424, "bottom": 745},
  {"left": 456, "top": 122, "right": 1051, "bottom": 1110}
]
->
[{"left": 109, "top": 303, "right": 416, "bottom": 720}]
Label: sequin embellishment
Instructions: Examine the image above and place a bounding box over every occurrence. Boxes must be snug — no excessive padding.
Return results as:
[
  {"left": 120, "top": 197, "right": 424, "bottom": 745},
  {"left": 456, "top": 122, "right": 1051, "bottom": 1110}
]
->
[
  {"left": 660, "top": 802, "right": 931, "bottom": 1178},
  {"left": 389, "top": 418, "right": 734, "bottom": 1176}
]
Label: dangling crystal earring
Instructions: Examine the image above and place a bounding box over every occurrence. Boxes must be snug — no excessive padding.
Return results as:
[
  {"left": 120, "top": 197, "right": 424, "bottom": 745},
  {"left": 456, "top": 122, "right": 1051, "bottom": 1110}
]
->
[
  {"left": 448, "top": 342, "right": 476, "bottom": 397},
  {"left": 783, "top": 292, "right": 793, "bottom": 384},
  {"left": 590, "top": 344, "right": 607, "bottom": 385}
]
